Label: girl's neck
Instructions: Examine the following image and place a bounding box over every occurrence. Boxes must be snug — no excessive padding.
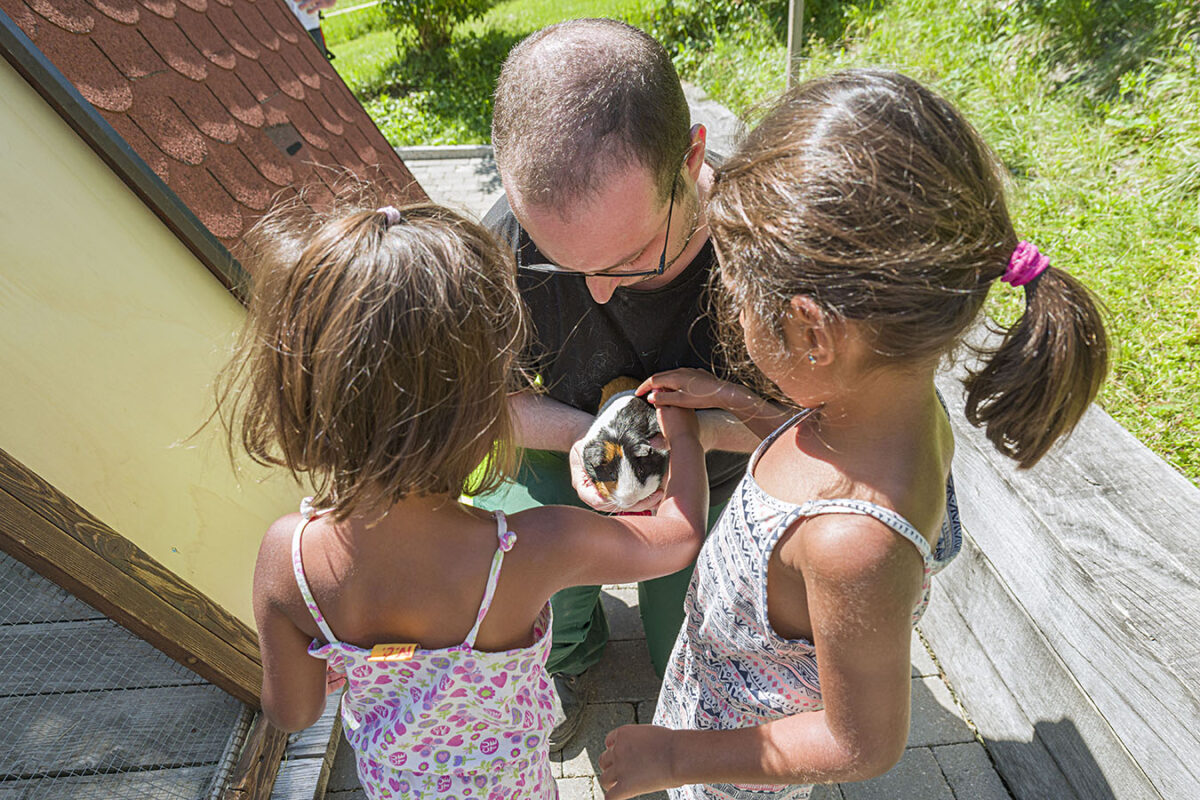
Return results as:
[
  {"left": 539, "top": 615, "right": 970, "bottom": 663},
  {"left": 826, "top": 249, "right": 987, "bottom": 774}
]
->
[
  {"left": 350, "top": 491, "right": 469, "bottom": 533},
  {"left": 798, "top": 363, "right": 943, "bottom": 457}
]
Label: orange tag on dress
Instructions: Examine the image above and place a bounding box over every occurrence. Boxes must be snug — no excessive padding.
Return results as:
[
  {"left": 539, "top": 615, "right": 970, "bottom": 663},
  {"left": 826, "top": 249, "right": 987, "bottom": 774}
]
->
[{"left": 367, "top": 643, "right": 419, "bottom": 662}]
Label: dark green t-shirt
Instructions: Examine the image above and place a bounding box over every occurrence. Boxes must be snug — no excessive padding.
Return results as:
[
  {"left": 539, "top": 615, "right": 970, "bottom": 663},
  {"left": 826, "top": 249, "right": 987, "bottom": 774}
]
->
[{"left": 482, "top": 194, "right": 749, "bottom": 505}]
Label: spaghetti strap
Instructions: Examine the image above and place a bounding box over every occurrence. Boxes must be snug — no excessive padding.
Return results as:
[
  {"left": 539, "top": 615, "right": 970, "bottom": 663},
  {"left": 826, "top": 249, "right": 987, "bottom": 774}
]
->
[
  {"left": 801, "top": 498, "right": 933, "bottom": 565},
  {"left": 291, "top": 498, "right": 339, "bottom": 645},
  {"left": 462, "top": 511, "right": 517, "bottom": 649}
]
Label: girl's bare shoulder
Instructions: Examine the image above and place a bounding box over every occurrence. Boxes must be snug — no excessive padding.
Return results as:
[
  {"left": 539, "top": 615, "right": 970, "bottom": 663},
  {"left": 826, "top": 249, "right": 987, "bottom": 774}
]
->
[{"left": 779, "top": 511, "right": 924, "bottom": 588}]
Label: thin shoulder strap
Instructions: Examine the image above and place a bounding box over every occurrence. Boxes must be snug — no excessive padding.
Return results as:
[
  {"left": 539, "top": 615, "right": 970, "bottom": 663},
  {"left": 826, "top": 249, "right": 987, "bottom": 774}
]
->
[
  {"left": 291, "top": 497, "right": 339, "bottom": 645},
  {"left": 750, "top": 407, "right": 820, "bottom": 471},
  {"left": 801, "top": 499, "right": 933, "bottom": 566},
  {"left": 462, "top": 511, "right": 517, "bottom": 649}
]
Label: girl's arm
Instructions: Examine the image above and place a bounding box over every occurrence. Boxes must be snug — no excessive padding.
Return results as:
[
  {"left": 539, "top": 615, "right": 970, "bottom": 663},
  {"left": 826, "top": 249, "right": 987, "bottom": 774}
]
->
[
  {"left": 637, "top": 368, "right": 795, "bottom": 441},
  {"left": 527, "top": 405, "right": 709, "bottom": 589},
  {"left": 599, "top": 514, "right": 922, "bottom": 798},
  {"left": 252, "top": 518, "right": 330, "bottom": 732}
]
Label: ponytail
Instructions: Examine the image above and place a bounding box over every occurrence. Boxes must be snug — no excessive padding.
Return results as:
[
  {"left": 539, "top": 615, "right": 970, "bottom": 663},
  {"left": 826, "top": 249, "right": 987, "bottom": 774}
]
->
[{"left": 963, "top": 265, "right": 1109, "bottom": 468}]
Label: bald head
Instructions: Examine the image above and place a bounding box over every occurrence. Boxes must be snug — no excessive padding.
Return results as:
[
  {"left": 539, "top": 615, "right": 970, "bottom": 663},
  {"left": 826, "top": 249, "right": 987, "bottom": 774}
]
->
[{"left": 491, "top": 19, "right": 691, "bottom": 215}]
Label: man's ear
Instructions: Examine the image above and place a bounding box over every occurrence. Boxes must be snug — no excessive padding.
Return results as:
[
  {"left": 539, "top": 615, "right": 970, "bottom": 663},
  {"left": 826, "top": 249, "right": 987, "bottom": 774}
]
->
[
  {"left": 685, "top": 124, "right": 707, "bottom": 180},
  {"left": 785, "top": 295, "right": 836, "bottom": 365}
]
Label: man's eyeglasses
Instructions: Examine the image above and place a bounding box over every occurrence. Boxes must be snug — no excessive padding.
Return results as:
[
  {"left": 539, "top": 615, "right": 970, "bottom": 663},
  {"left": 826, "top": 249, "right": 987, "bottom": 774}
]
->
[{"left": 519, "top": 179, "right": 678, "bottom": 279}]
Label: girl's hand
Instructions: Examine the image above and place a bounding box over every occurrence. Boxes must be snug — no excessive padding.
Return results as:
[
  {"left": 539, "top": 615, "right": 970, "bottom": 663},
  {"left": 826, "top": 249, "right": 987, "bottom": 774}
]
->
[
  {"left": 326, "top": 666, "right": 347, "bottom": 696},
  {"left": 599, "top": 724, "right": 679, "bottom": 799},
  {"left": 656, "top": 404, "right": 700, "bottom": 447},
  {"left": 637, "top": 368, "right": 740, "bottom": 412}
]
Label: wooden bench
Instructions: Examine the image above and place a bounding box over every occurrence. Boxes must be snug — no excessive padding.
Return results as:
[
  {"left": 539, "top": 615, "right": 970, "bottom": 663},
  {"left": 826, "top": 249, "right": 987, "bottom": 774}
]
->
[{"left": 922, "top": 365, "right": 1200, "bottom": 799}]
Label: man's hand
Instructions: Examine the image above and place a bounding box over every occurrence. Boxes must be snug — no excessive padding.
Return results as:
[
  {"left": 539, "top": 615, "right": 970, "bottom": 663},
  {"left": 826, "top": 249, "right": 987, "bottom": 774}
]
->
[
  {"left": 569, "top": 438, "right": 663, "bottom": 513},
  {"left": 599, "top": 724, "right": 680, "bottom": 799}
]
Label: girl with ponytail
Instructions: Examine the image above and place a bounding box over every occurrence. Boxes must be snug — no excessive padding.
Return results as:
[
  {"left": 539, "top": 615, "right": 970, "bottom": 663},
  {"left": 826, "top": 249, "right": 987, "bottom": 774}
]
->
[{"left": 598, "top": 70, "right": 1108, "bottom": 799}]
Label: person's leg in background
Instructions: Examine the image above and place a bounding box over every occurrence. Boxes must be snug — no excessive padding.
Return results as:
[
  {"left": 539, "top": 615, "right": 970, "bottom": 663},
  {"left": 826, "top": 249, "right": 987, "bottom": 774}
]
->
[{"left": 638, "top": 501, "right": 727, "bottom": 677}]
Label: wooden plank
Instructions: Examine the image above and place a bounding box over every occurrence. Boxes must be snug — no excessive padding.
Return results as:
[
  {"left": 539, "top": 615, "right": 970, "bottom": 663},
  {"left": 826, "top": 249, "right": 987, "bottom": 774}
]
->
[
  {"left": 0, "top": 619, "right": 207, "bottom": 697},
  {"left": 286, "top": 692, "right": 342, "bottom": 759},
  {"left": 221, "top": 714, "right": 289, "bottom": 800},
  {"left": 0, "top": 684, "right": 242, "bottom": 776},
  {"left": 0, "top": 447, "right": 263, "bottom": 705},
  {"left": 0, "top": 550, "right": 104, "bottom": 624},
  {"left": 272, "top": 692, "right": 344, "bottom": 800},
  {"left": 931, "top": 372, "right": 1200, "bottom": 799},
  {"left": 270, "top": 757, "right": 329, "bottom": 800},
  {"left": 0, "top": 764, "right": 217, "bottom": 799},
  {"left": 921, "top": 541, "right": 1143, "bottom": 799}
]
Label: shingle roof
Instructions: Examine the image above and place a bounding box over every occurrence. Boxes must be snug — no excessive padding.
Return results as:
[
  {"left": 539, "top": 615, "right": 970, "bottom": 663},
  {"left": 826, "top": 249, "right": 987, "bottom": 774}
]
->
[{"left": 2, "top": 0, "right": 426, "bottom": 257}]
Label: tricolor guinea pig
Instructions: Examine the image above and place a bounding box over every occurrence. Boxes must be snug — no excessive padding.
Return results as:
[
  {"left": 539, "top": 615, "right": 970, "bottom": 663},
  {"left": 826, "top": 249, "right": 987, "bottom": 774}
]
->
[{"left": 581, "top": 377, "right": 669, "bottom": 510}]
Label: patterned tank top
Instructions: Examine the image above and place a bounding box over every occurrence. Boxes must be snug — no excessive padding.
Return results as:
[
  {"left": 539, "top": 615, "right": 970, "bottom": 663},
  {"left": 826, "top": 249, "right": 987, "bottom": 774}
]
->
[
  {"left": 654, "top": 409, "right": 963, "bottom": 800},
  {"left": 292, "top": 501, "right": 558, "bottom": 799}
]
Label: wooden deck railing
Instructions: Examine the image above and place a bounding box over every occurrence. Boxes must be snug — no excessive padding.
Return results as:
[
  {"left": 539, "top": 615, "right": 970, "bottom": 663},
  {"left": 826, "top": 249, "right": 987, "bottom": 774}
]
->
[{"left": 922, "top": 365, "right": 1200, "bottom": 800}]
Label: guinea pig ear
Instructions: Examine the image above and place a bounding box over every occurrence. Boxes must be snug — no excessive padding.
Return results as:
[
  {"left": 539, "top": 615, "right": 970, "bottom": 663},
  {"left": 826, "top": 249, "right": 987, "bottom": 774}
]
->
[
  {"left": 582, "top": 440, "right": 607, "bottom": 470},
  {"left": 630, "top": 443, "right": 653, "bottom": 458}
]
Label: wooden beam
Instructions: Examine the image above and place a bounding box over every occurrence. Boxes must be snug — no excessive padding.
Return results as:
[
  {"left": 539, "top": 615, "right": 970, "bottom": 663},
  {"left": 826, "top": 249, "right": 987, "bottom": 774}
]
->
[
  {"left": 221, "top": 713, "right": 290, "bottom": 800},
  {"left": 923, "top": 368, "right": 1200, "bottom": 799},
  {"left": 0, "top": 446, "right": 263, "bottom": 706},
  {"left": 786, "top": 0, "right": 805, "bottom": 90}
]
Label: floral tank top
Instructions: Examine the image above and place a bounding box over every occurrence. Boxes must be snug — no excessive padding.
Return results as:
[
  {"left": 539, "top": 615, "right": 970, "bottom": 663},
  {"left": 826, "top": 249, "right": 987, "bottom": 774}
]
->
[
  {"left": 654, "top": 410, "right": 963, "bottom": 800},
  {"left": 292, "top": 501, "right": 558, "bottom": 799}
]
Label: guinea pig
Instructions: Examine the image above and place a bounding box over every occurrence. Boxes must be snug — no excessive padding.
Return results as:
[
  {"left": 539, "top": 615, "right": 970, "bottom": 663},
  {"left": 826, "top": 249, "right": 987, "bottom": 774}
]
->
[{"left": 581, "top": 377, "right": 669, "bottom": 510}]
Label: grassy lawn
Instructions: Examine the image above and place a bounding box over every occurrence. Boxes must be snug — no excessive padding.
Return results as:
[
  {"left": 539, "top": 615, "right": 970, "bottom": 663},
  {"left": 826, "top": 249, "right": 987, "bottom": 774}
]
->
[{"left": 322, "top": 0, "right": 1199, "bottom": 484}]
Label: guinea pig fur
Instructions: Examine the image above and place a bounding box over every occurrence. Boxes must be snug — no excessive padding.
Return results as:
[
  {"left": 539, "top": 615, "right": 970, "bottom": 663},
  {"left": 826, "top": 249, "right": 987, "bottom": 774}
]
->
[{"left": 581, "top": 390, "right": 668, "bottom": 510}]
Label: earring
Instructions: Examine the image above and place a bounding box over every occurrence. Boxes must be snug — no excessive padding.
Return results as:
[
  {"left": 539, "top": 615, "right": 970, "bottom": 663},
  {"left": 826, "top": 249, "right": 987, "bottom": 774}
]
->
[{"left": 807, "top": 353, "right": 817, "bottom": 365}]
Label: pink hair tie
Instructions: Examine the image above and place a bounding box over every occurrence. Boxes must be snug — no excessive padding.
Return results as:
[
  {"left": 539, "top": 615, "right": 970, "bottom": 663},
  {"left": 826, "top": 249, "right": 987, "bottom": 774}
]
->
[
  {"left": 1003, "top": 241, "right": 1050, "bottom": 287},
  {"left": 377, "top": 205, "right": 404, "bottom": 227}
]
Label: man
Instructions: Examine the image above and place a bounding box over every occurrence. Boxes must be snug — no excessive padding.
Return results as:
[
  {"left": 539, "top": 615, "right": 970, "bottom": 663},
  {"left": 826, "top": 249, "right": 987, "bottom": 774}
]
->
[{"left": 475, "top": 18, "right": 762, "bottom": 750}]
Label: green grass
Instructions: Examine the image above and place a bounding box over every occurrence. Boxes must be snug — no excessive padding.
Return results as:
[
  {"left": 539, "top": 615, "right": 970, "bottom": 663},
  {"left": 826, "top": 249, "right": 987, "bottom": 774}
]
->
[
  {"left": 322, "top": 0, "right": 388, "bottom": 47},
  {"left": 325, "top": 0, "right": 1200, "bottom": 484},
  {"left": 666, "top": 0, "right": 1200, "bottom": 484},
  {"left": 326, "top": 0, "right": 666, "bottom": 144}
]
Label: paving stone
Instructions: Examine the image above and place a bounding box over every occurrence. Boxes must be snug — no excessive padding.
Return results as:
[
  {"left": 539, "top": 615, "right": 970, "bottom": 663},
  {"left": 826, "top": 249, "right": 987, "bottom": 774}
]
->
[
  {"left": 557, "top": 775, "right": 596, "bottom": 800},
  {"left": 637, "top": 697, "right": 658, "bottom": 724},
  {"left": 812, "top": 784, "right": 846, "bottom": 800},
  {"left": 559, "top": 701, "right": 635, "bottom": 778},
  {"left": 933, "top": 742, "right": 1012, "bottom": 800},
  {"left": 911, "top": 629, "right": 939, "bottom": 678},
  {"left": 841, "top": 747, "right": 953, "bottom": 800},
  {"left": 404, "top": 155, "right": 503, "bottom": 221},
  {"left": 601, "top": 587, "right": 643, "bottom": 641},
  {"left": 326, "top": 733, "right": 360, "bottom": 791},
  {"left": 591, "top": 639, "right": 662, "bottom": 703},
  {"left": 324, "top": 789, "right": 368, "bottom": 799},
  {"left": 909, "top": 676, "right": 975, "bottom": 747}
]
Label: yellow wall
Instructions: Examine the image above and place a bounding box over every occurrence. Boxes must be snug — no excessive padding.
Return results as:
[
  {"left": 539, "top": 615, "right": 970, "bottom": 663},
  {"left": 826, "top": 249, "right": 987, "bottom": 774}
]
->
[{"left": 0, "top": 58, "right": 299, "bottom": 625}]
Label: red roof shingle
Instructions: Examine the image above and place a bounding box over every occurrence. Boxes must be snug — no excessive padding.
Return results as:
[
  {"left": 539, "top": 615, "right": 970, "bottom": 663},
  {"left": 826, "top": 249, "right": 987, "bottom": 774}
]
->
[{"left": 3, "top": 0, "right": 426, "bottom": 256}]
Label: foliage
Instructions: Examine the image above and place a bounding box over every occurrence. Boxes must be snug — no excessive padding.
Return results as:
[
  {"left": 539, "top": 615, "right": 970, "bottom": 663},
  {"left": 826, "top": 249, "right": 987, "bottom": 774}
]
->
[
  {"left": 378, "top": 0, "right": 497, "bottom": 51},
  {"left": 322, "top": 0, "right": 389, "bottom": 47},
  {"left": 359, "top": 28, "right": 520, "bottom": 145}
]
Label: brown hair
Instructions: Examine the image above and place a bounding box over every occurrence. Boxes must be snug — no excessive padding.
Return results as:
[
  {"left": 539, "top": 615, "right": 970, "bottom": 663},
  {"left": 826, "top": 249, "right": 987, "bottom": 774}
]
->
[
  {"left": 491, "top": 18, "right": 691, "bottom": 211},
  {"left": 214, "top": 202, "right": 529, "bottom": 519},
  {"left": 709, "top": 69, "right": 1108, "bottom": 468}
]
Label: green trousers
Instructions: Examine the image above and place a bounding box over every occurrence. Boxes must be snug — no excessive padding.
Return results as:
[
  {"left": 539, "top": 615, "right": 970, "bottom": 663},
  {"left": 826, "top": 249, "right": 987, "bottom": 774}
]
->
[{"left": 472, "top": 450, "right": 725, "bottom": 678}]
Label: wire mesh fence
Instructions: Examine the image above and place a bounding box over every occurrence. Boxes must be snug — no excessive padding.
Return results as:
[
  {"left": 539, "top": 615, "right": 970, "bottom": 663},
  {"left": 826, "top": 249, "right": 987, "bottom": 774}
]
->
[{"left": 0, "top": 549, "right": 249, "bottom": 799}]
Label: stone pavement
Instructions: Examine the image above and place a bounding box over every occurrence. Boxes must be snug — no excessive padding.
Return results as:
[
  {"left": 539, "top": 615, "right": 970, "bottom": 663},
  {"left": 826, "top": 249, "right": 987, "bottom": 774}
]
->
[{"left": 321, "top": 85, "right": 1014, "bottom": 799}]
